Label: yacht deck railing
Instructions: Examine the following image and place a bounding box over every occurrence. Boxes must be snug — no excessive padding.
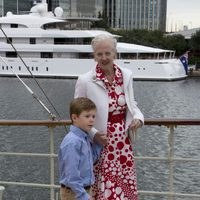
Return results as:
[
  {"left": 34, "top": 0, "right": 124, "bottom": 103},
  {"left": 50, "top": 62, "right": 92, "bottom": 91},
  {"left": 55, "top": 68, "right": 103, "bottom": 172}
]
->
[{"left": 0, "top": 119, "right": 200, "bottom": 200}]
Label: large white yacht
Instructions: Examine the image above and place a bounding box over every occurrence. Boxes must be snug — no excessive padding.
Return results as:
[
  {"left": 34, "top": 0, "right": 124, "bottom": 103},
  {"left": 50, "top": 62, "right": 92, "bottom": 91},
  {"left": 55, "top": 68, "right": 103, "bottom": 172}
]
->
[{"left": 0, "top": 1, "right": 187, "bottom": 81}]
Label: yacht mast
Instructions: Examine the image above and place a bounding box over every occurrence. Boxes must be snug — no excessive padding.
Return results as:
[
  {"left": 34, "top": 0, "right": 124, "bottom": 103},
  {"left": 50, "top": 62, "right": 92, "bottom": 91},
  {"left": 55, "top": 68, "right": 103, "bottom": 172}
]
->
[
  {"left": 1, "top": 0, "right": 4, "bottom": 16},
  {"left": 17, "top": 0, "right": 18, "bottom": 14}
]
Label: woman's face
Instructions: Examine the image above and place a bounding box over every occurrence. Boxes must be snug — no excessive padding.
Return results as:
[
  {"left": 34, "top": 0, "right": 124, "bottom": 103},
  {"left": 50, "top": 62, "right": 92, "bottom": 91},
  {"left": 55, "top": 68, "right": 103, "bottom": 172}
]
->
[{"left": 93, "top": 40, "right": 116, "bottom": 68}]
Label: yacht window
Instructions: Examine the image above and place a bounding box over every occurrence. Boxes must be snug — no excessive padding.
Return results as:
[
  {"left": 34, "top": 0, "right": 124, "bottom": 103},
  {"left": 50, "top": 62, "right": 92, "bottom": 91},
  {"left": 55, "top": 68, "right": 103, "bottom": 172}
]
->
[
  {"left": 41, "top": 52, "right": 53, "bottom": 58},
  {"left": 30, "top": 38, "right": 36, "bottom": 44},
  {"left": 6, "top": 66, "right": 8, "bottom": 70},
  {"left": 19, "top": 66, "right": 21, "bottom": 70},
  {"left": 6, "top": 52, "right": 17, "bottom": 57},
  {"left": 36, "top": 67, "right": 38, "bottom": 71},
  {"left": 79, "top": 53, "right": 93, "bottom": 59},
  {"left": 46, "top": 67, "right": 48, "bottom": 71},
  {"left": 54, "top": 38, "right": 90, "bottom": 45},
  {"left": 7, "top": 38, "right": 12, "bottom": 44},
  {"left": 32, "top": 67, "right": 34, "bottom": 71},
  {"left": 2, "top": 66, "right": 4, "bottom": 70},
  {"left": 11, "top": 24, "right": 18, "bottom": 28}
]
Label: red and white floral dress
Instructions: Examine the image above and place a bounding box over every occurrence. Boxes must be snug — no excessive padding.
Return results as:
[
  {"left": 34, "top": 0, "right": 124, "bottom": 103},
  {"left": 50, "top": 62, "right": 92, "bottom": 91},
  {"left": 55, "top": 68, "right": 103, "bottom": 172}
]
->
[{"left": 92, "top": 65, "right": 138, "bottom": 200}]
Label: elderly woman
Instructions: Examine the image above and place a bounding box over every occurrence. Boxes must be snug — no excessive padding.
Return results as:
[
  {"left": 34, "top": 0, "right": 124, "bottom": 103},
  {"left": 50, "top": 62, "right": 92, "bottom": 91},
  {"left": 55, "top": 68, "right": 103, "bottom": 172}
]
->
[{"left": 74, "top": 34, "right": 144, "bottom": 200}]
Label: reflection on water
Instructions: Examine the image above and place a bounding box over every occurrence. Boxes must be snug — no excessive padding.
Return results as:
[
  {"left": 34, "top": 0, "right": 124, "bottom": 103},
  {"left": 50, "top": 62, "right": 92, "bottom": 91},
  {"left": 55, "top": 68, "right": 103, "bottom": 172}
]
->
[{"left": 0, "top": 77, "right": 200, "bottom": 200}]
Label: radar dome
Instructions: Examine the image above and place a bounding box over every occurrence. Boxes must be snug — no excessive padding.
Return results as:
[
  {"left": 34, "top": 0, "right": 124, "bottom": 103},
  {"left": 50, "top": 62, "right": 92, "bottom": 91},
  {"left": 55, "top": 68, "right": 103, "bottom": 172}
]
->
[
  {"left": 37, "top": 4, "right": 46, "bottom": 15},
  {"left": 30, "top": 4, "right": 46, "bottom": 15},
  {"left": 54, "top": 7, "right": 63, "bottom": 17},
  {"left": 6, "top": 11, "right": 13, "bottom": 16}
]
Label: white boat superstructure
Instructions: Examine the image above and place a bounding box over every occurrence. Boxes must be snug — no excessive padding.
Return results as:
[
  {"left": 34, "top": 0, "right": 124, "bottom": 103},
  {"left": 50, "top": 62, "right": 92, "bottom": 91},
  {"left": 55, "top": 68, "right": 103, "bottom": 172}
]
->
[{"left": 0, "top": 1, "right": 187, "bottom": 80}]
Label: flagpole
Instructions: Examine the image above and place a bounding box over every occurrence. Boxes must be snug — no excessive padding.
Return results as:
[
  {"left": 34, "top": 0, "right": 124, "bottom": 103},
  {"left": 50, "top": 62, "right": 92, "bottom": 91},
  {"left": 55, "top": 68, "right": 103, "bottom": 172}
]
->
[
  {"left": 17, "top": 0, "right": 18, "bottom": 14},
  {"left": 2, "top": 0, "right": 4, "bottom": 16}
]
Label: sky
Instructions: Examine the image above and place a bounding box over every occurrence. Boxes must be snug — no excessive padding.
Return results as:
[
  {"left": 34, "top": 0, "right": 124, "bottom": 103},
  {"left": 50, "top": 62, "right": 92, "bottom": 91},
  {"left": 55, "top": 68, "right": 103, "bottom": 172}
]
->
[{"left": 167, "top": 0, "right": 200, "bottom": 32}]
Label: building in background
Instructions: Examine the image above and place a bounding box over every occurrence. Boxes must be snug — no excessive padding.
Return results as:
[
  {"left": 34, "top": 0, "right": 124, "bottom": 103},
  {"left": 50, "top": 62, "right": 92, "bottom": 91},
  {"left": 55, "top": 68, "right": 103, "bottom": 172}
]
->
[
  {"left": 1, "top": 0, "right": 167, "bottom": 31},
  {"left": 105, "top": 0, "right": 167, "bottom": 31},
  {"left": 0, "top": 0, "right": 3, "bottom": 16},
  {"left": 58, "top": 0, "right": 103, "bottom": 18}
]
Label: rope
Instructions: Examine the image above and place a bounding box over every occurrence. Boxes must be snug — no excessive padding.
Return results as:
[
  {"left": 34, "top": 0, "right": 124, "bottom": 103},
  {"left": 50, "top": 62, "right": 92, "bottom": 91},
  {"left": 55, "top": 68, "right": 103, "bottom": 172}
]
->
[
  {"left": 0, "top": 26, "right": 62, "bottom": 120},
  {"left": 0, "top": 26, "right": 67, "bottom": 131}
]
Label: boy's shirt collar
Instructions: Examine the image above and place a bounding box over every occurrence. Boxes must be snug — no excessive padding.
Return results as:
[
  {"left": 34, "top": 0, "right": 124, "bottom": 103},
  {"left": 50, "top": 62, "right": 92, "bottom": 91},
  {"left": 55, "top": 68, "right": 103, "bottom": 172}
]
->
[{"left": 70, "top": 125, "right": 89, "bottom": 139}]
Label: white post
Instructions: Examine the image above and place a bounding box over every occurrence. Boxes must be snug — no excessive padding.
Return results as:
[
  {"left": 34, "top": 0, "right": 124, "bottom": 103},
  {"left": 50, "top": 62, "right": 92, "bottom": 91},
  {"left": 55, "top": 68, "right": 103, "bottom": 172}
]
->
[
  {"left": 0, "top": 186, "right": 5, "bottom": 200},
  {"left": 1, "top": 0, "right": 4, "bottom": 16},
  {"left": 17, "top": 0, "right": 18, "bottom": 14},
  {"left": 49, "top": 127, "right": 55, "bottom": 200},
  {"left": 168, "top": 125, "right": 175, "bottom": 200}
]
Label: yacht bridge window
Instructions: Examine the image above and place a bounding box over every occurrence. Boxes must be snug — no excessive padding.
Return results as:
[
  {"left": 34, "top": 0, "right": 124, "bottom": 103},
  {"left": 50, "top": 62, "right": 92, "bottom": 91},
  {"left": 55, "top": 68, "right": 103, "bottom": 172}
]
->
[
  {"left": 79, "top": 53, "right": 93, "bottom": 59},
  {"left": 30, "top": 38, "right": 36, "bottom": 44},
  {"left": 11, "top": 24, "right": 18, "bottom": 28},
  {"left": 41, "top": 52, "right": 53, "bottom": 58},
  {"left": 6, "top": 52, "right": 17, "bottom": 57},
  {"left": 54, "top": 38, "right": 91, "bottom": 45},
  {"left": 7, "top": 38, "right": 12, "bottom": 44}
]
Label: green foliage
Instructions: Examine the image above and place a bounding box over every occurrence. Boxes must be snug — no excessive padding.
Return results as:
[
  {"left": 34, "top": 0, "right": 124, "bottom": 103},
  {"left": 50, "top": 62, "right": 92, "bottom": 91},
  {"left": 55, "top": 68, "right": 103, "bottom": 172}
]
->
[
  {"left": 91, "top": 11, "right": 109, "bottom": 29},
  {"left": 190, "top": 30, "right": 200, "bottom": 51},
  {"left": 163, "top": 34, "right": 188, "bottom": 56},
  {"left": 109, "top": 29, "right": 188, "bottom": 57},
  {"left": 189, "top": 56, "right": 200, "bottom": 65}
]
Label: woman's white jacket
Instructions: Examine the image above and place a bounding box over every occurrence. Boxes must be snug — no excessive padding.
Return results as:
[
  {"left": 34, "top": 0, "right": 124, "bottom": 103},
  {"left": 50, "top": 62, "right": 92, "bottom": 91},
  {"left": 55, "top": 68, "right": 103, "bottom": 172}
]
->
[{"left": 74, "top": 65, "right": 144, "bottom": 133}]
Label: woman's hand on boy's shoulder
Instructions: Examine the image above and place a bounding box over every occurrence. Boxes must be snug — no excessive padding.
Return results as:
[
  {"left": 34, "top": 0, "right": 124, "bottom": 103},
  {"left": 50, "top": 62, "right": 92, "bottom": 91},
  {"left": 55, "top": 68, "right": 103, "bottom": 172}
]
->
[{"left": 94, "top": 131, "right": 108, "bottom": 146}]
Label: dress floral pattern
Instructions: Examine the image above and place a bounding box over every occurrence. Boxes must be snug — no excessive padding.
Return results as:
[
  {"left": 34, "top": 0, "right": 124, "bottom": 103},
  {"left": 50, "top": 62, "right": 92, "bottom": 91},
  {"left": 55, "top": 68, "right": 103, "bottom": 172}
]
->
[{"left": 92, "top": 65, "right": 138, "bottom": 200}]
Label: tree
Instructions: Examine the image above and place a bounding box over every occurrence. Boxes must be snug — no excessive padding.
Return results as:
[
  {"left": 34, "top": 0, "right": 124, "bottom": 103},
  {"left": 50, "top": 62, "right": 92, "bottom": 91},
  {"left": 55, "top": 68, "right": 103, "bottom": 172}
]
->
[
  {"left": 190, "top": 30, "right": 200, "bottom": 51},
  {"left": 163, "top": 34, "right": 188, "bottom": 56},
  {"left": 91, "top": 11, "right": 109, "bottom": 29},
  {"left": 189, "top": 30, "right": 200, "bottom": 64}
]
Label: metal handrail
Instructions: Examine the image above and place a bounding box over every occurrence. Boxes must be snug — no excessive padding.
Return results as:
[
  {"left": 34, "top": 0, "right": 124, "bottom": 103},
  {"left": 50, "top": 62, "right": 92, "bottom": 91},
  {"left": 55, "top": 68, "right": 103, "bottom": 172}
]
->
[
  {"left": 1, "top": 118, "right": 200, "bottom": 126},
  {"left": 0, "top": 119, "right": 200, "bottom": 200}
]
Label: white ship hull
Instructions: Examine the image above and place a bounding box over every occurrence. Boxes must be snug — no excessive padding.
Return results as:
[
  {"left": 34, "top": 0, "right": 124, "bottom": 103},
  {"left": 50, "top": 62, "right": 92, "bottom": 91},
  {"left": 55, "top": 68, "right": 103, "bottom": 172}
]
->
[
  {"left": 0, "top": 57, "right": 187, "bottom": 81},
  {"left": 0, "top": 1, "right": 187, "bottom": 81}
]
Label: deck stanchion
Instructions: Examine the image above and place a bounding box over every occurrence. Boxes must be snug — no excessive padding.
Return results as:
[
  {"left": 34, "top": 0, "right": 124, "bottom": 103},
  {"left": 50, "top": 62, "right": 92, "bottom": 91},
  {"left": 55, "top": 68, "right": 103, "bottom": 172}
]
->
[
  {"left": 49, "top": 127, "right": 55, "bottom": 200},
  {"left": 168, "top": 125, "right": 175, "bottom": 200},
  {"left": 0, "top": 186, "right": 5, "bottom": 200}
]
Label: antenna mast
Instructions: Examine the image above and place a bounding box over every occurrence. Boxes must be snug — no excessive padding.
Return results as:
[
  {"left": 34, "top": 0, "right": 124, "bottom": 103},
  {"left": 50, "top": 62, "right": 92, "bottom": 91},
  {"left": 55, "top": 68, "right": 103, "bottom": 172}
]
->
[{"left": 1, "top": 0, "right": 4, "bottom": 16}]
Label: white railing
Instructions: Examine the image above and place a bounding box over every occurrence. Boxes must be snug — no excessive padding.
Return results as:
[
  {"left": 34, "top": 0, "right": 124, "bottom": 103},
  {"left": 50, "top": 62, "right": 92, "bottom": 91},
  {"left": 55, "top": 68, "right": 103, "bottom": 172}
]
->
[{"left": 0, "top": 119, "right": 200, "bottom": 200}]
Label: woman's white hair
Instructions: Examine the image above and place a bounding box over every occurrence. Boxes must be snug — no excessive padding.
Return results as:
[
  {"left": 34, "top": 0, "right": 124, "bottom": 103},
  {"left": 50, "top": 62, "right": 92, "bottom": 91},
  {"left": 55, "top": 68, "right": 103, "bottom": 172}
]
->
[{"left": 91, "top": 34, "right": 117, "bottom": 51}]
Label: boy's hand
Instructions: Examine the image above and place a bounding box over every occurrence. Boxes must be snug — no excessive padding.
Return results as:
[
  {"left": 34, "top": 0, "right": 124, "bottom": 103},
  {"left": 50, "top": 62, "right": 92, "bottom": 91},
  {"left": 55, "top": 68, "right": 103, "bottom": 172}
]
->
[{"left": 94, "top": 131, "right": 108, "bottom": 145}]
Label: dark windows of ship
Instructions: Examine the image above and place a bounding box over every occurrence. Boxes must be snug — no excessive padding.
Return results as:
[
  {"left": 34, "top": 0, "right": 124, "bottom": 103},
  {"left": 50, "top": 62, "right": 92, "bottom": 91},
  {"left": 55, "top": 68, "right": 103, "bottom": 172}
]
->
[
  {"left": 19, "top": 66, "right": 21, "bottom": 71},
  {"left": 79, "top": 53, "right": 93, "bottom": 59},
  {"left": 11, "top": 24, "right": 18, "bottom": 28},
  {"left": 1, "top": 65, "right": 13, "bottom": 70},
  {"left": 41, "top": 52, "right": 53, "bottom": 58},
  {"left": 7, "top": 38, "right": 12, "bottom": 44},
  {"left": 30, "top": 38, "right": 36, "bottom": 44},
  {"left": 6, "top": 52, "right": 17, "bottom": 57},
  {"left": 54, "top": 38, "right": 91, "bottom": 45},
  {"left": 46, "top": 67, "right": 48, "bottom": 71},
  {"left": 36, "top": 67, "right": 38, "bottom": 71}
]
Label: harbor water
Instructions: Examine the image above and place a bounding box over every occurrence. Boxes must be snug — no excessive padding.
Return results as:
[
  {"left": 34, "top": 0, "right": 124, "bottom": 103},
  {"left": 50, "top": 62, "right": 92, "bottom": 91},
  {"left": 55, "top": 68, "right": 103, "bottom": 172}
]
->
[{"left": 0, "top": 77, "right": 200, "bottom": 200}]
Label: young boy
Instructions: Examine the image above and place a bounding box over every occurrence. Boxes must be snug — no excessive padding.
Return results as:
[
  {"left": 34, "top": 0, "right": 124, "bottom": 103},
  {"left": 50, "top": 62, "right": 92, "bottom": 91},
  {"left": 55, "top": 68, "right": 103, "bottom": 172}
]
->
[{"left": 58, "top": 97, "right": 102, "bottom": 200}]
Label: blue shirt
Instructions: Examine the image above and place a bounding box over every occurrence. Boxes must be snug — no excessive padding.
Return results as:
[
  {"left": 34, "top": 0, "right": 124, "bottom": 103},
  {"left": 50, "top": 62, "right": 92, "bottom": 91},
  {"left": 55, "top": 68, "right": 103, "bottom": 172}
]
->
[{"left": 58, "top": 125, "right": 102, "bottom": 200}]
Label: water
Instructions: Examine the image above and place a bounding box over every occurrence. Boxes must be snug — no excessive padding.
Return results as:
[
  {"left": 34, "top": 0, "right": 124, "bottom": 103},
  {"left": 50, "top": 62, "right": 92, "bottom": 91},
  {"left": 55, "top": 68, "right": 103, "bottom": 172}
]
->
[{"left": 0, "top": 77, "right": 200, "bottom": 200}]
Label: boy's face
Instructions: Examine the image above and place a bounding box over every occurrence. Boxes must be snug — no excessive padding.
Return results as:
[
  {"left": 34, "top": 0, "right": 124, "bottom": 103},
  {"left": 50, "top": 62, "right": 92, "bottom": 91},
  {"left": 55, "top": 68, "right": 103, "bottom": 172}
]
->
[{"left": 72, "top": 109, "right": 96, "bottom": 133}]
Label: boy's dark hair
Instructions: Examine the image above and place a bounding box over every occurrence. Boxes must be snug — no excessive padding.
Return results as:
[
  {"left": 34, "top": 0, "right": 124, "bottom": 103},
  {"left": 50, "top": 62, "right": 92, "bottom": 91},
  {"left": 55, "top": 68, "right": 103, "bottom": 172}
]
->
[{"left": 70, "top": 97, "right": 96, "bottom": 120}]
